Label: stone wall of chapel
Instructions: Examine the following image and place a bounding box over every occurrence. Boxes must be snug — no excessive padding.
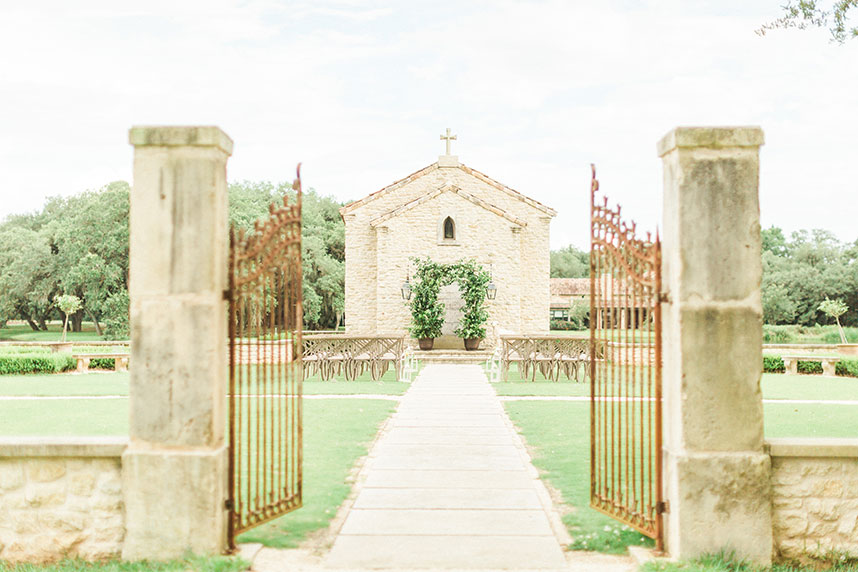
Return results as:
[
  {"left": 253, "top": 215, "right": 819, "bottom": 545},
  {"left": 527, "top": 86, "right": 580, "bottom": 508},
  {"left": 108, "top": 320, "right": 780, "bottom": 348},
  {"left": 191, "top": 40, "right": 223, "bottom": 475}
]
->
[
  {"left": 375, "top": 191, "right": 523, "bottom": 347},
  {"left": 343, "top": 163, "right": 552, "bottom": 342}
]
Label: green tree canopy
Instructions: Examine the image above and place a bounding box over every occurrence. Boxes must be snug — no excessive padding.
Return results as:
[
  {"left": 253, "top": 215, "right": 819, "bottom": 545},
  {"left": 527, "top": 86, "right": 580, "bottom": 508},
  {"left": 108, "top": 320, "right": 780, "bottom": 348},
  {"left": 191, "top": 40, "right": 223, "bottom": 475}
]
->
[
  {"left": 550, "top": 245, "right": 589, "bottom": 278},
  {"left": 758, "top": 0, "right": 858, "bottom": 43}
]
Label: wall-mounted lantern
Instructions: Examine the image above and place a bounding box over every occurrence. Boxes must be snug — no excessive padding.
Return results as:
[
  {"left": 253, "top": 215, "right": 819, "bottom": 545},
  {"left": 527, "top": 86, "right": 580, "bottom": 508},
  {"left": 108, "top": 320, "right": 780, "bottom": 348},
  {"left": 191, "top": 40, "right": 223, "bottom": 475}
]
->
[
  {"left": 486, "top": 263, "right": 497, "bottom": 300},
  {"left": 400, "top": 276, "right": 412, "bottom": 300},
  {"left": 486, "top": 281, "right": 497, "bottom": 300}
]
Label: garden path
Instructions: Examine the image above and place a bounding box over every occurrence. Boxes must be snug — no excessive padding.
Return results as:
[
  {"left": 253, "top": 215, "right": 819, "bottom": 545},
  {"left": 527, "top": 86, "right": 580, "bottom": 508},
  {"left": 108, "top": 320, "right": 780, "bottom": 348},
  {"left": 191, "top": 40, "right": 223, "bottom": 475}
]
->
[{"left": 322, "top": 363, "right": 571, "bottom": 570}]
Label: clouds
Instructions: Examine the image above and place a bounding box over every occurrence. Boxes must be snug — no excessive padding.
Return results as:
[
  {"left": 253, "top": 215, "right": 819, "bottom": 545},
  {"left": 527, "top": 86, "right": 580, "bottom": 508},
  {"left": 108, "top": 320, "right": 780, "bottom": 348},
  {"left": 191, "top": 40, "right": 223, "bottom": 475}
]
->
[{"left": 0, "top": 0, "right": 855, "bottom": 248}]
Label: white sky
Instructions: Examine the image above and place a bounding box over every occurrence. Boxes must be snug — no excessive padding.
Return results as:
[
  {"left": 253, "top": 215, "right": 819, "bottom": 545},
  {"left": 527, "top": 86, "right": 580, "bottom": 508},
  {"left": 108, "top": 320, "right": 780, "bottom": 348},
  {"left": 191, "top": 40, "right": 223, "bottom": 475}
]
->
[{"left": 0, "top": 0, "right": 856, "bottom": 250}]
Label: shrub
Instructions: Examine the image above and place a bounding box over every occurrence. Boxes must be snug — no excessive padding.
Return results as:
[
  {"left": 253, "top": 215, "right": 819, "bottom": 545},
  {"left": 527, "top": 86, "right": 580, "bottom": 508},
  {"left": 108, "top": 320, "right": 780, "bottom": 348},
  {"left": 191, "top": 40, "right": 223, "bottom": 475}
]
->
[
  {"left": 763, "top": 355, "right": 785, "bottom": 373},
  {"left": 797, "top": 360, "right": 823, "bottom": 374},
  {"left": 89, "top": 357, "right": 116, "bottom": 370},
  {"left": 762, "top": 325, "right": 798, "bottom": 343},
  {"left": 823, "top": 327, "right": 858, "bottom": 344},
  {"left": 0, "top": 353, "right": 75, "bottom": 375},
  {"left": 550, "top": 319, "right": 576, "bottom": 330},
  {"left": 836, "top": 358, "right": 858, "bottom": 378}
]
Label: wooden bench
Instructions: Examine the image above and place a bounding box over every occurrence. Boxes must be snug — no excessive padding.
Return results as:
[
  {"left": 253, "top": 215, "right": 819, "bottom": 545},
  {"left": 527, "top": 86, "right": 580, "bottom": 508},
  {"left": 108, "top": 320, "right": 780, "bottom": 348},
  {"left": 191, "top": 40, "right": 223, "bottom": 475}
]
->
[
  {"left": 782, "top": 355, "right": 840, "bottom": 377},
  {"left": 73, "top": 353, "right": 130, "bottom": 373},
  {"left": 302, "top": 335, "right": 407, "bottom": 381}
]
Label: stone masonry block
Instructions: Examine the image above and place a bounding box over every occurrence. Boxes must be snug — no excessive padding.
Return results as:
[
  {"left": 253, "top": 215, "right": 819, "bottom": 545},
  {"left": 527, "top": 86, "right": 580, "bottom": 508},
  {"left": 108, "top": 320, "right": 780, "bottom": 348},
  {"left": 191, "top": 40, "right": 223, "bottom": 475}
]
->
[
  {"left": 679, "top": 306, "right": 764, "bottom": 451},
  {"left": 26, "top": 459, "right": 66, "bottom": 482},
  {"left": 0, "top": 462, "right": 24, "bottom": 492},
  {"left": 670, "top": 451, "right": 772, "bottom": 563},
  {"left": 130, "top": 297, "right": 226, "bottom": 447},
  {"left": 24, "top": 482, "right": 66, "bottom": 508},
  {"left": 129, "top": 134, "right": 229, "bottom": 299},
  {"left": 121, "top": 445, "right": 227, "bottom": 561},
  {"left": 660, "top": 127, "right": 763, "bottom": 303}
]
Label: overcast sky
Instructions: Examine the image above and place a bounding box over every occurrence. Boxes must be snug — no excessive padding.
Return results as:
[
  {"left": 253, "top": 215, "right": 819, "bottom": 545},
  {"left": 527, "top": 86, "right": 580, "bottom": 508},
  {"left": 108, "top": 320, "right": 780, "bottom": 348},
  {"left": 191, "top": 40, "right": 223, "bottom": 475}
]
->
[{"left": 1, "top": 0, "right": 856, "bottom": 249}]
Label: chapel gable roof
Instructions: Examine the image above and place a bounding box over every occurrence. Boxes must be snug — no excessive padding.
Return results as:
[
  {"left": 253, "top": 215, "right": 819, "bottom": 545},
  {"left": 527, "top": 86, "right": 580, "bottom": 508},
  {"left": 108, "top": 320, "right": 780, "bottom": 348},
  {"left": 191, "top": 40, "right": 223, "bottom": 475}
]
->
[
  {"left": 339, "top": 161, "right": 556, "bottom": 217},
  {"left": 369, "top": 183, "right": 527, "bottom": 228}
]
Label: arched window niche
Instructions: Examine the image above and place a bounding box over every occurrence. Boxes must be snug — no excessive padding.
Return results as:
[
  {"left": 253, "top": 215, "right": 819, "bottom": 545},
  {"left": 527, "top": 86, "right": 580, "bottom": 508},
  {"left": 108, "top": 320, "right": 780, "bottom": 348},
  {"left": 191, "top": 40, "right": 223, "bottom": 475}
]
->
[
  {"left": 443, "top": 217, "right": 455, "bottom": 239},
  {"left": 437, "top": 214, "right": 460, "bottom": 245}
]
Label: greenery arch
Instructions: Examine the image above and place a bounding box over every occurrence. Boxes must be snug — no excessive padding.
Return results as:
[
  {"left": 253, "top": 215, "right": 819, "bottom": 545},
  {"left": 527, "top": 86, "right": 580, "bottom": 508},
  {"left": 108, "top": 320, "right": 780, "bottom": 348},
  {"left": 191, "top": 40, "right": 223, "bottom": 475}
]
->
[{"left": 407, "top": 257, "right": 491, "bottom": 340}]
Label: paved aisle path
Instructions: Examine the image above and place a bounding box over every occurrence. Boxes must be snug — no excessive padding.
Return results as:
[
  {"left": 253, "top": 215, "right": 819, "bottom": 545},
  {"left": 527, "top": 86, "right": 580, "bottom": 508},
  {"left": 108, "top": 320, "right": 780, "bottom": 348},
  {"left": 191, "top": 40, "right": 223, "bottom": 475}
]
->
[{"left": 325, "top": 364, "right": 569, "bottom": 570}]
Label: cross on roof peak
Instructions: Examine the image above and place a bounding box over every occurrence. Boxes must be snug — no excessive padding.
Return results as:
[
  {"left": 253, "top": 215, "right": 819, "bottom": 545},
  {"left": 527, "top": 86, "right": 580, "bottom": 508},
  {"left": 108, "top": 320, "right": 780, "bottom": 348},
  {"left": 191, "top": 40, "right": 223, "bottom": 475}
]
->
[{"left": 440, "top": 128, "right": 457, "bottom": 156}]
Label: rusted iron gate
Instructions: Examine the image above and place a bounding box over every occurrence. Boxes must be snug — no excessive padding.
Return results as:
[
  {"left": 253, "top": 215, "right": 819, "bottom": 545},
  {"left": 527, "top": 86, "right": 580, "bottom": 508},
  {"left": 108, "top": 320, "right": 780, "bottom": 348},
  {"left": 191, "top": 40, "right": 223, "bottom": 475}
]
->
[
  {"left": 227, "top": 166, "right": 304, "bottom": 549},
  {"left": 589, "top": 165, "right": 664, "bottom": 551}
]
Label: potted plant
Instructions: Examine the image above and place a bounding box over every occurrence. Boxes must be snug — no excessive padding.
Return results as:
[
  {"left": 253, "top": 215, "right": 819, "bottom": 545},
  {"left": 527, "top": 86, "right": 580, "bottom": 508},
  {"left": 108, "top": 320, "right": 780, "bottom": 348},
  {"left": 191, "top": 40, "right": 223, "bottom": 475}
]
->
[
  {"left": 408, "top": 258, "right": 446, "bottom": 350},
  {"left": 451, "top": 260, "right": 491, "bottom": 351}
]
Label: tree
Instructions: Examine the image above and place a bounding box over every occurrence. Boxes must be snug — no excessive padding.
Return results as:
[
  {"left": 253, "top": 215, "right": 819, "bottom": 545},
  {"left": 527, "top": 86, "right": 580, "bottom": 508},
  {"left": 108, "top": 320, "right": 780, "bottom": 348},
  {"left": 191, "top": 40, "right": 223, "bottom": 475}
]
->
[
  {"left": 758, "top": 0, "right": 858, "bottom": 43},
  {"left": 228, "top": 181, "right": 346, "bottom": 330},
  {"left": 818, "top": 297, "right": 849, "bottom": 343},
  {"left": 56, "top": 294, "right": 82, "bottom": 342},
  {"left": 550, "top": 246, "right": 589, "bottom": 278}
]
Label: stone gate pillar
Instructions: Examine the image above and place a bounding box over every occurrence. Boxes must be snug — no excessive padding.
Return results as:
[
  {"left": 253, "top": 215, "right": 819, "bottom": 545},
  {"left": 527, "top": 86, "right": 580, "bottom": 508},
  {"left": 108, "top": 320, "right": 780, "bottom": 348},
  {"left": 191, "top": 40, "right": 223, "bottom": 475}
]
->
[
  {"left": 658, "top": 127, "right": 772, "bottom": 564},
  {"left": 122, "top": 126, "right": 232, "bottom": 560}
]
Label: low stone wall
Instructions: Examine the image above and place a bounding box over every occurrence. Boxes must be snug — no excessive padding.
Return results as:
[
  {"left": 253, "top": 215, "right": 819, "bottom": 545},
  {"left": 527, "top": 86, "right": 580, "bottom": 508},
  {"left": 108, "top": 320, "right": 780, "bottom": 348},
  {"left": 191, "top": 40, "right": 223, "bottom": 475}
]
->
[
  {"left": 768, "top": 438, "right": 858, "bottom": 561},
  {"left": 0, "top": 437, "right": 128, "bottom": 563}
]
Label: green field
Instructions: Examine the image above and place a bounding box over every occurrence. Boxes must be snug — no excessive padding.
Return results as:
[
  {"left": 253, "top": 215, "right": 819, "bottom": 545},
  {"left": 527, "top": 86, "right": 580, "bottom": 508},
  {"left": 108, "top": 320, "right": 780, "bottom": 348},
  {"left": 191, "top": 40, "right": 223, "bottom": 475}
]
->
[
  {"left": 494, "top": 371, "right": 858, "bottom": 400},
  {"left": 505, "top": 401, "right": 652, "bottom": 553},
  {"left": 236, "top": 399, "right": 394, "bottom": 547},
  {"left": 0, "top": 322, "right": 108, "bottom": 342}
]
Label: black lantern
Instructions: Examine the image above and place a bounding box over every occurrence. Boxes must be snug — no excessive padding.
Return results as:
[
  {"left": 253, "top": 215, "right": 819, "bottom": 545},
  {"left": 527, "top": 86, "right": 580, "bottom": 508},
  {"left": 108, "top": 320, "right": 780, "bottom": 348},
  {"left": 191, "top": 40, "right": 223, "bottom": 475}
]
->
[
  {"left": 486, "top": 281, "right": 497, "bottom": 300},
  {"left": 400, "top": 277, "right": 412, "bottom": 300}
]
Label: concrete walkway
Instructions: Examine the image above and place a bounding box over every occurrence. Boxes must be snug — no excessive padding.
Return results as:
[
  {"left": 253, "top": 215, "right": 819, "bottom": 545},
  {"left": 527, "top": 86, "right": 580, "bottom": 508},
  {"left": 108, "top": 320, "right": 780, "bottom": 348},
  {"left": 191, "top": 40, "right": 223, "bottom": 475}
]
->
[{"left": 324, "top": 363, "right": 570, "bottom": 570}]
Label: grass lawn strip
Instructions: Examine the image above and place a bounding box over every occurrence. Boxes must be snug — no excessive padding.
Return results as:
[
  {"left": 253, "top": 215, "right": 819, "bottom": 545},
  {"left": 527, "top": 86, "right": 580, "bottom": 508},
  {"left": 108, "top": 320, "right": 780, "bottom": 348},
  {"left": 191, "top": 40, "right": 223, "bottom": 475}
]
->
[
  {"left": 641, "top": 551, "right": 858, "bottom": 571},
  {"left": 0, "top": 555, "right": 247, "bottom": 571},
  {"left": 0, "top": 372, "right": 408, "bottom": 397},
  {"left": 504, "top": 401, "right": 652, "bottom": 554},
  {"left": 236, "top": 399, "right": 394, "bottom": 548},
  {"left": 493, "top": 371, "right": 858, "bottom": 401},
  {"left": 0, "top": 323, "right": 106, "bottom": 342}
]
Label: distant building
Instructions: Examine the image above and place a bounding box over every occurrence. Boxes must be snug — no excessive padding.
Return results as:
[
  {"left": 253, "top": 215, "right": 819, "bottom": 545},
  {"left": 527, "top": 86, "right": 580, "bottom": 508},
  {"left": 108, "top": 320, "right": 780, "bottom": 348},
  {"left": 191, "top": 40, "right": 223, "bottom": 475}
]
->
[{"left": 550, "top": 278, "right": 589, "bottom": 321}]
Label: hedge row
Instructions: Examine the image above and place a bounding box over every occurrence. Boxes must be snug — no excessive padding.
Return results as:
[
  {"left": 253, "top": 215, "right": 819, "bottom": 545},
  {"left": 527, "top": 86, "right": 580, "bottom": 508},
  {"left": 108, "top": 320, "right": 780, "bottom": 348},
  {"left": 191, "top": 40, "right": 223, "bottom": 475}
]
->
[
  {"left": 0, "top": 354, "right": 76, "bottom": 375},
  {"left": 763, "top": 355, "right": 858, "bottom": 378}
]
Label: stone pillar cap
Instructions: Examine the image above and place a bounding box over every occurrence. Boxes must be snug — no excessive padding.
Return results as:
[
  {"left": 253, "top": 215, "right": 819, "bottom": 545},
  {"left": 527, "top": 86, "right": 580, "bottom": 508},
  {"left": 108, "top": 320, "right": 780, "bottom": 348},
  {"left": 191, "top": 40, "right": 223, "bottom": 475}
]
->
[
  {"left": 657, "top": 126, "right": 764, "bottom": 157},
  {"left": 129, "top": 126, "right": 233, "bottom": 155}
]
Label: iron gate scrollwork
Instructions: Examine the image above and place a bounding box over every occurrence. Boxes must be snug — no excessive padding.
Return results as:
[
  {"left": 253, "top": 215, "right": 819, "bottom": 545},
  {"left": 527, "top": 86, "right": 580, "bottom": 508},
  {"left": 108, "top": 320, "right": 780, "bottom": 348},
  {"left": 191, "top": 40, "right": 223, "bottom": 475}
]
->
[
  {"left": 589, "top": 164, "right": 664, "bottom": 551},
  {"left": 227, "top": 165, "right": 304, "bottom": 549}
]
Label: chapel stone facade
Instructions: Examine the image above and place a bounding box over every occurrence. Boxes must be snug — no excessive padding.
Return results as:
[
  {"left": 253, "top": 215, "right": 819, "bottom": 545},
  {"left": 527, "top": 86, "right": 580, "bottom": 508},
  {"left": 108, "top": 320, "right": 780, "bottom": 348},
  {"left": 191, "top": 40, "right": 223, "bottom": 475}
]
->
[{"left": 340, "top": 136, "right": 555, "bottom": 349}]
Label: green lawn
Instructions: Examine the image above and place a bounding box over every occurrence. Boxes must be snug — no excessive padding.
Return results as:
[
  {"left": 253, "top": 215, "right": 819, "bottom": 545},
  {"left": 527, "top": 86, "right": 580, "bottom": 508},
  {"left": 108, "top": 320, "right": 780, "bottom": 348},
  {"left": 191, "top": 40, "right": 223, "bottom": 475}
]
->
[
  {"left": 0, "top": 398, "right": 129, "bottom": 436},
  {"left": 0, "top": 555, "right": 247, "bottom": 572},
  {"left": 0, "top": 322, "right": 108, "bottom": 342},
  {"left": 494, "top": 371, "right": 858, "bottom": 400},
  {"left": 505, "top": 401, "right": 653, "bottom": 553},
  {"left": 235, "top": 399, "right": 394, "bottom": 548},
  {"left": 0, "top": 370, "right": 410, "bottom": 397},
  {"left": 764, "top": 402, "right": 858, "bottom": 438},
  {"left": 0, "top": 372, "right": 130, "bottom": 396},
  {"left": 641, "top": 552, "right": 858, "bottom": 572}
]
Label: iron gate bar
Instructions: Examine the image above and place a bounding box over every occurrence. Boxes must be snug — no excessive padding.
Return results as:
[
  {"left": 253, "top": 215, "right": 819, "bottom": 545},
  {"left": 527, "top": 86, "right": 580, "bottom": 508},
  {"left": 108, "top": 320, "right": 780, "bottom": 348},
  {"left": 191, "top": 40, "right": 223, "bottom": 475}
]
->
[
  {"left": 227, "top": 165, "right": 304, "bottom": 549},
  {"left": 589, "top": 164, "right": 664, "bottom": 551}
]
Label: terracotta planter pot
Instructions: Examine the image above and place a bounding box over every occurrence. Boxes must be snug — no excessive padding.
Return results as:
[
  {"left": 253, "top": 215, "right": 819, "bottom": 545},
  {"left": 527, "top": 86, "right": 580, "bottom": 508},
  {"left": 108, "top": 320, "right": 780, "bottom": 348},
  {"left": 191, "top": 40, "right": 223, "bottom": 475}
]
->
[
  {"left": 464, "top": 338, "right": 482, "bottom": 351},
  {"left": 418, "top": 338, "right": 434, "bottom": 351}
]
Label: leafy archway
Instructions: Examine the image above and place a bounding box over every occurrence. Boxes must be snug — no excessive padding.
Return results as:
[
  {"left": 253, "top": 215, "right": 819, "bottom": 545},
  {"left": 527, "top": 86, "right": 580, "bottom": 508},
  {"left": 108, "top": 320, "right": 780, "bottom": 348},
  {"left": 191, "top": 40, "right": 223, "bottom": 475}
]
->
[{"left": 407, "top": 257, "right": 491, "bottom": 341}]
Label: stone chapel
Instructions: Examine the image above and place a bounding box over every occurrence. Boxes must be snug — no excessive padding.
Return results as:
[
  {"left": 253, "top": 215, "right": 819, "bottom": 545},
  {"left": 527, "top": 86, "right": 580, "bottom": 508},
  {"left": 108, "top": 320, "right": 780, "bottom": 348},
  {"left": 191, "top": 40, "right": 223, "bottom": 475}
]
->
[{"left": 340, "top": 130, "right": 555, "bottom": 349}]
